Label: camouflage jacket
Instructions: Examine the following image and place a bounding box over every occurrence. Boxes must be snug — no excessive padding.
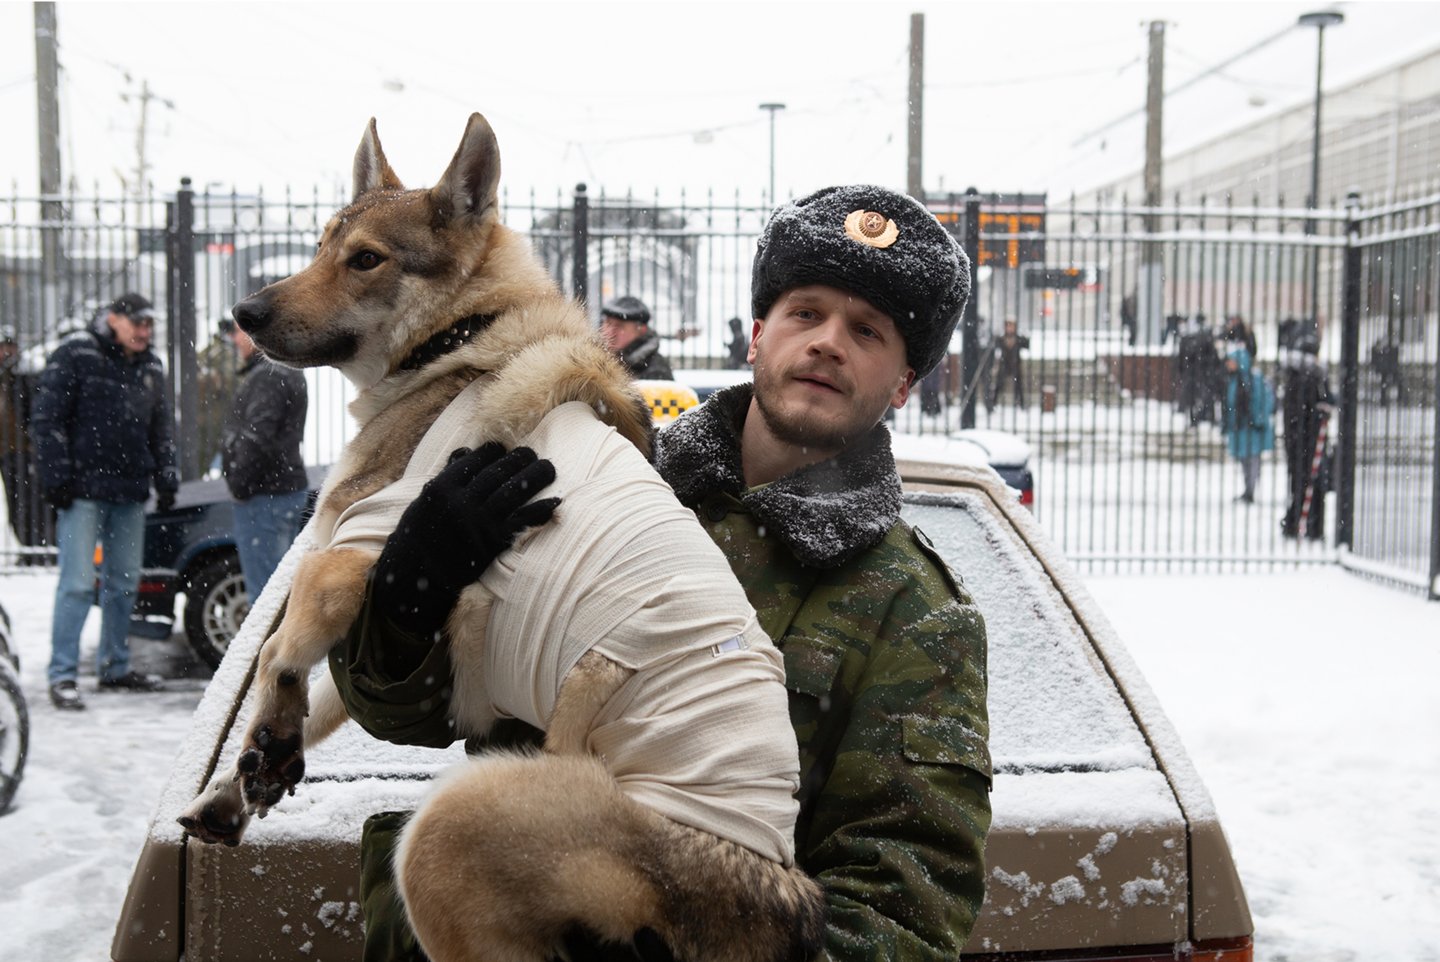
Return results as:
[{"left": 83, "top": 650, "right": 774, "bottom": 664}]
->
[{"left": 334, "top": 384, "right": 991, "bottom": 962}]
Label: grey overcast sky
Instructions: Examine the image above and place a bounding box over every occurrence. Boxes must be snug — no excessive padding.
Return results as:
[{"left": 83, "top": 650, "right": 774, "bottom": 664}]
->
[{"left": 2, "top": 0, "right": 1438, "bottom": 203}]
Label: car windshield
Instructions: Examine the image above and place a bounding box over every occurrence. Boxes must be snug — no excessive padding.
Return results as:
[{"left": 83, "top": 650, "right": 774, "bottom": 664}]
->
[{"left": 902, "top": 494, "right": 1154, "bottom": 775}]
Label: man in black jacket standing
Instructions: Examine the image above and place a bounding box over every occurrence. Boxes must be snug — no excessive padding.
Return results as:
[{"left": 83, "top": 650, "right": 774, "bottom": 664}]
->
[
  {"left": 33, "top": 293, "right": 179, "bottom": 710},
  {"left": 598, "top": 296, "right": 674, "bottom": 380},
  {"left": 220, "top": 318, "right": 309, "bottom": 598}
]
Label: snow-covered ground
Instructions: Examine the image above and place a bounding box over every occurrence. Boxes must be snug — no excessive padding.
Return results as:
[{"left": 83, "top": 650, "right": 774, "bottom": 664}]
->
[{"left": 1, "top": 566, "right": 1436, "bottom": 962}]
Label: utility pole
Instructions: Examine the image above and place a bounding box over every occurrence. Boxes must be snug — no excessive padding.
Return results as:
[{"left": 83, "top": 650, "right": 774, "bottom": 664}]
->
[
  {"left": 120, "top": 76, "right": 175, "bottom": 199},
  {"left": 907, "top": 12, "right": 924, "bottom": 201},
  {"left": 758, "top": 103, "right": 785, "bottom": 206},
  {"left": 34, "top": 1, "right": 63, "bottom": 334},
  {"left": 1138, "top": 20, "right": 1166, "bottom": 345}
]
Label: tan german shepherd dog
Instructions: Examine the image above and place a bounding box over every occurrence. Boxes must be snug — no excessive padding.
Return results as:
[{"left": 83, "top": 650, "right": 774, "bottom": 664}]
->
[{"left": 176, "top": 114, "right": 823, "bottom": 961}]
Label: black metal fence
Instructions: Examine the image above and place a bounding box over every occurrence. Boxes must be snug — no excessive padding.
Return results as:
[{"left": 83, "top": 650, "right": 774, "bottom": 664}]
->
[{"left": 2, "top": 182, "right": 1436, "bottom": 596}]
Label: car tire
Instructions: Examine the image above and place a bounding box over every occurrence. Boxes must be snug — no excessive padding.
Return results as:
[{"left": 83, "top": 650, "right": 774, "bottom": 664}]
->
[
  {"left": 183, "top": 553, "right": 249, "bottom": 670},
  {"left": 0, "top": 657, "right": 28, "bottom": 815}
]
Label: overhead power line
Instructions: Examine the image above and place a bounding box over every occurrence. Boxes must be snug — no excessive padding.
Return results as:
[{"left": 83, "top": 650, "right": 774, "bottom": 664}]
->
[{"left": 1071, "top": 21, "right": 1300, "bottom": 148}]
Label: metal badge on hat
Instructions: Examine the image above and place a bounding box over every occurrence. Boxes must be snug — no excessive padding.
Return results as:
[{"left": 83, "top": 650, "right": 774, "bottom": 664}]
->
[{"left": 844, "top": 209, "right": 899, "bottom": 249}]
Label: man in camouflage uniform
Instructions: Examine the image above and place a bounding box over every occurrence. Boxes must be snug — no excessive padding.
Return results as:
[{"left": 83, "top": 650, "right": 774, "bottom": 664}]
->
[{"left": 334, "top": 184, "right": 991, "bottom": 962}]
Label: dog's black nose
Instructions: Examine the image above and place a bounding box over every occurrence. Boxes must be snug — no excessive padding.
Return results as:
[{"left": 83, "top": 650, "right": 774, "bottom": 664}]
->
[{"left": 232, "top": 296, "right": 271, "bottom": 334}]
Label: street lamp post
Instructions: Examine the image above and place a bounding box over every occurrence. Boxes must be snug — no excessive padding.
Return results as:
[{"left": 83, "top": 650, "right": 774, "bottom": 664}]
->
[
  {"left": 1299, "top": 9, "right": 1343, "bottom": 319},
  {"left": 759, "top": 102, "right": 786, "bottom": 206}
]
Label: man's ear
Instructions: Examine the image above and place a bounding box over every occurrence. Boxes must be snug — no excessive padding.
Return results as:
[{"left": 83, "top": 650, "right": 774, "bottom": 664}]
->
[
  {"left": 890, "top": 367, "right": 916, "bottom": 409},
  {"left": 746, "top": 319, "right": 764, "bottom": 365}
]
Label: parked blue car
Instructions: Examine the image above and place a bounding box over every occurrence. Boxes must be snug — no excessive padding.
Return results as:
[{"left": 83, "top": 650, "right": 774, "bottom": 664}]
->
[{"left": 134, "top": 468, "right": 324, "bottom": 668}]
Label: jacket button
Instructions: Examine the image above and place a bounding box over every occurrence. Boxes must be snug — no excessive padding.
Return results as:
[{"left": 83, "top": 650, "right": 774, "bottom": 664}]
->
[{"left": 705, "top": 500, "right": 728, "bottom": 523}]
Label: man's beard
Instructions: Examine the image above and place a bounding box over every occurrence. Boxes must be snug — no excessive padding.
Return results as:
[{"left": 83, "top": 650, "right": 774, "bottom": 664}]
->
[{"left": 752, "top": 355, "right": 886, "bottom": 452}]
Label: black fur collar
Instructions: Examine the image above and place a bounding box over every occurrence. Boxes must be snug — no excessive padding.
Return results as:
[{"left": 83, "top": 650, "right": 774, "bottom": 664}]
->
[
  {"left": 397, "top": 313, "right": 497, "bottom": 372},
  {"left": 654, "top": 383, "right": 902, "bottom": 569}
]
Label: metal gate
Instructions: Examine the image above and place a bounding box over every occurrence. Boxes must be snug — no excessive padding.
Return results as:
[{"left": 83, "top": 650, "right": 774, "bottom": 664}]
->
[{"left": 2, "top": 182, "right": 1436, "bottom": 594}]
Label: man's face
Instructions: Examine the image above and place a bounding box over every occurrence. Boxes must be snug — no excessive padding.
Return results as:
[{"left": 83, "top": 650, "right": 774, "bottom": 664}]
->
[
  {"left": 749, "top": 285, "right": 913, "bottom": 451},
  {"left": 107, "top": 311, "right": 153, "bottom": 356},
  {"left": 600, "top": 316, "right": 645, "bottom": 352}
]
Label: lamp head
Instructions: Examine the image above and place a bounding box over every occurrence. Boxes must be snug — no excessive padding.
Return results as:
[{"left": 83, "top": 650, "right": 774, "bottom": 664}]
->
[{"left": 1298, "top": 10, "right": 1344, "bottom": 28}]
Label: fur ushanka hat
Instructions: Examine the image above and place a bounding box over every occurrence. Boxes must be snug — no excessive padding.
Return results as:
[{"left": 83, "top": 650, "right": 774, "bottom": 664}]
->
[{"left": 750, "top": 185, "right": 971, "bottom": 378}]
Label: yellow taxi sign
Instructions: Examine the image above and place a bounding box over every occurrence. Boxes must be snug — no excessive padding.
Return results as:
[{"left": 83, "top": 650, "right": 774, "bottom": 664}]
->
[{"left": 635, "top": 379, "right": 700, "bottom": 425}]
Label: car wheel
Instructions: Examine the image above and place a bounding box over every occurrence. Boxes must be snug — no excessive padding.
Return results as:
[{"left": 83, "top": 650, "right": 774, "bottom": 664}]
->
[
  {"left": 183, "top": 553, "right": 249, "bottom": 670},
  {"left": 0, "top": 658, "right": 28, "bottom": 815}
]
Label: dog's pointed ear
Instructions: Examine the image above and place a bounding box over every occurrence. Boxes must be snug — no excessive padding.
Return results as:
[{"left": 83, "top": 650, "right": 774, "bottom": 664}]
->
[
  {"left": 353, "top": 118, "right": 404, "bottom": 201},
  {"left": 430, "top": 112, "right": 500, "bottom": 224}
]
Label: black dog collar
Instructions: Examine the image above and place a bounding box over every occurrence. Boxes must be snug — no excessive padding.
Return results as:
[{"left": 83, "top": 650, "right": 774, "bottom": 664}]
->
[{"left": 397, "top": 313, "right": 497, "bottom": 372}]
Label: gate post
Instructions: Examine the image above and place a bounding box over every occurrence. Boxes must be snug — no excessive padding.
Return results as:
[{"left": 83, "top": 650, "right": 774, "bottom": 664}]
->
[
  {"left": 1335, "top": 191, "right": 1362, "bottom": 548},
  {"left": 171, "top": 177, "right": 200, "bottom": 481},
  {"left": 960, "top": 187, "right": 981, "bottom": 430},
  {"left": 572, "top": 182, "right": 589, "bottom": 307},
  {"left": 1430, "top": 334, "right": 1440, "bottom": 600}
]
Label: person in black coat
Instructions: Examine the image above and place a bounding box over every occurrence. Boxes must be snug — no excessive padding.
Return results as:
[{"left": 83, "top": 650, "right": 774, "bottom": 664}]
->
[
  {"left": 598, "top": 296, "right": 673, "bottom": 381},
  {"left": 32, "top": 293, "right": 179, "bottom": 709},
  {"left": 1280, "top": 331, "right": 1333, "bottom": 539},
  {"left": 220, "top": 319, "right": 309, "bottom": 598},
  {"left": 985, "top": 317, "right": 1029, "bottom": 411},
  {"left": 0, "top": 329, "right": 50, "bottom": 550},
  {"left": 724, "top": 317, "right": 750, "bottom": 370}
]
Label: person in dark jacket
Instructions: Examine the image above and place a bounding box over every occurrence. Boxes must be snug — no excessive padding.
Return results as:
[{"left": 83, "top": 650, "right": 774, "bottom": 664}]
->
[
  {"left": 1280, "top": 331, "right": 1333, "bottom": 539},
  {"left": 985, "top": 316, "right": 1029, "bottom": 411},
  {"left": 723, "top": 316, "right": 750, "bottom": 370},
  {"left": 333, "top": 185, "right": 990, "bottom": 962},
  {"left": 0, "top": 328, "right": 50, "bottom": 550},
  {"left": 599, "top": 295, "right": 674, "bottom": 380},
  {"left": 32, "top": 293, "right": 179, "bottom": 709},
  {"left": 220, "top": 318, "right": 309, "bottom": 598}
]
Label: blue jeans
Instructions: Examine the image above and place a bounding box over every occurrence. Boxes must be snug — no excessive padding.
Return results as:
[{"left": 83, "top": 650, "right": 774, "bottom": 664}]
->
[
  {"left": 47, "top": 498, "right": 145, "bottom": 685},
  {"left": 233, "top": 490, "right": 308, "bottom": 599}
]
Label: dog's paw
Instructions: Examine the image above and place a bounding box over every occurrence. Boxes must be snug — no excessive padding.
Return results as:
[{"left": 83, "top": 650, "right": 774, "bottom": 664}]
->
[
  {"left": 237, "top": 724, "right": 307, "bottom": 815},
  {"left": 177, "top": 776, "right": 252, "bottom": 846}
]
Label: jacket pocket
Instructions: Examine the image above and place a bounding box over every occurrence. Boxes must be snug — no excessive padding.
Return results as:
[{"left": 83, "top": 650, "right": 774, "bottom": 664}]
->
[{"left": 902, "top": 714, "right": 993, "bottom": 787}]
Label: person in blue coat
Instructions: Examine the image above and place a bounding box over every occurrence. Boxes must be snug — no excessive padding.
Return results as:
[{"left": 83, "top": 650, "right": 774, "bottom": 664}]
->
[
  {"left": 1221, "top": 336, "right": 1275, "bottom": 505},
  {"left": 32, "top": 293, "right": 179, "bottom": 710}
]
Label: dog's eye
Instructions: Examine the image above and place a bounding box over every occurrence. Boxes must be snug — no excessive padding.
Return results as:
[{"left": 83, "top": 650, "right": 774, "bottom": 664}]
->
[{"left": 349, "top": 250, "right": 385, "bottom": 272}]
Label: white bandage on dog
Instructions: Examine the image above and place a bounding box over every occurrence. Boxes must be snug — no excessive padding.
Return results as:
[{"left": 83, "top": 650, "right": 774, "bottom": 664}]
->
[{"left": 330, "top": 392, "right": 801, "bottom": 867}]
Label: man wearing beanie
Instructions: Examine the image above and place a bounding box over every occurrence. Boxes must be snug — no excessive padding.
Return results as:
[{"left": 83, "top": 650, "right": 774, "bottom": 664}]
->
[
  {"left": 335, "top": 185, "right": 990, "bottom": 962},
  {"left": 599, "top": 295, "right": 674, "bottom": 380},
  {"left": 32, "top": 293, "right": 179, "bottom": 710}
]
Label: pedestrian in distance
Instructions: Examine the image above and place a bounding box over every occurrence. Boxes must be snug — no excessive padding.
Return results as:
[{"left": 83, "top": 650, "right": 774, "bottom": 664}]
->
[
  {"left": 1220, "top": 328, "right": 1275, "bottom": 505},
  {"left": 724, "top": 316, "right": 750, "bottom": 370},
  {"left": 1370, "top": 333, "right": 1405, "bottom": 407},
  {"left": 333, "top": 184, "right": 992, "bottom": 962},
  {"left": 219, "top": 317, "right": 310, "bottom": 599},
  {"left": 1279, "top": 325, "right": 1333, "bottom": 540},
  {"left": 1222, "top": 313, "right": 1257, "bottom": 358},
  {"left": 31, "top": 293, "right": 179, "bottom": 710},
  {"left": 598, "top": 295, "right": 674, "bottom": 381},
  {"left": 0, "top": 327, "right": 51, "bottom": 552},
  {"left": 985, "top": 316, "right": 1029, "bottom": 411}
]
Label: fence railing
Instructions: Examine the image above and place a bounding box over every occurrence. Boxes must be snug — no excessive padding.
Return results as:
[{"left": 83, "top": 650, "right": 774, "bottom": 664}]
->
[{"left": 1, "top": 182, "right": 1436, "bottom": 596}]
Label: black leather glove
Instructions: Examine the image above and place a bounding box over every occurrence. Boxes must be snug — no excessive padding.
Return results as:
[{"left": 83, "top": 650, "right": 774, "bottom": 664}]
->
[
  {"left": 557, "top": 927, "right": 677, "bottom": 962},
  {"left": 46, "top": 483, "right": 74, "bottom": 511},
  {"left": 155, "top": 490, "right": 176, "bottom": 512},
  {"left": 373, "top": 442, "right": 559, "bottom": 641}
]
